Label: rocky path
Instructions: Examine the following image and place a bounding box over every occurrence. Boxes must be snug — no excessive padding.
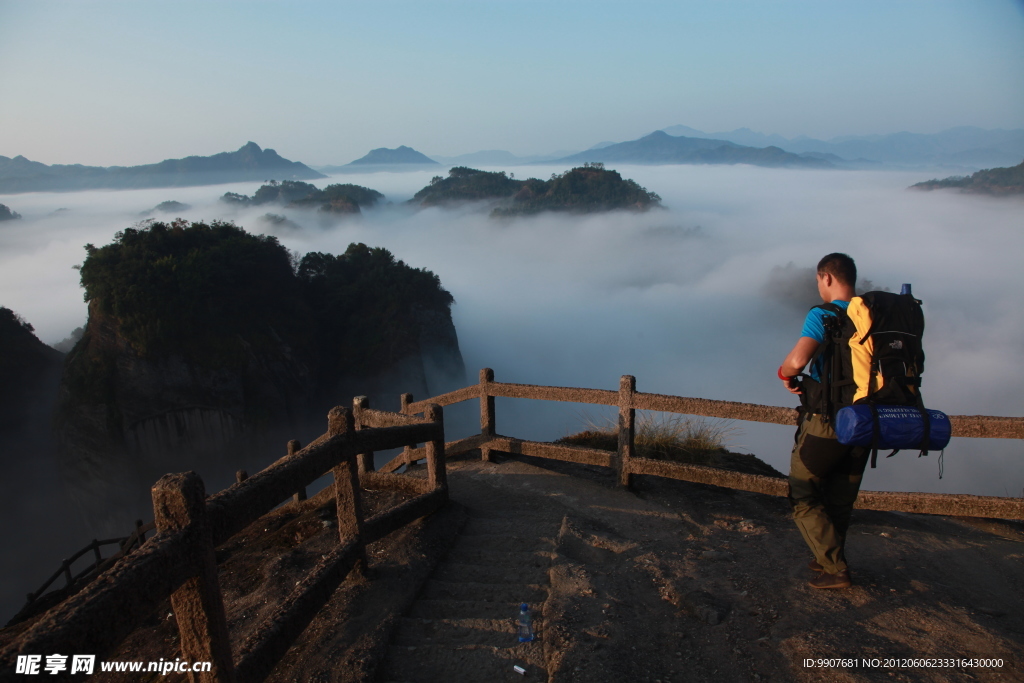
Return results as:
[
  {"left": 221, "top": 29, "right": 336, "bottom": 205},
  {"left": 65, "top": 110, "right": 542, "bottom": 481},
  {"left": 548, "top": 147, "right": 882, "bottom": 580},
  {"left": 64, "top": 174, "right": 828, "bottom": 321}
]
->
[
  {"left": 379, "top": 465, "right": 561, "bottom": 682},
  {"left": 70, "top": 450, "right": 1024, "bottom": 682},
  {"left": 380, "top": 454, "right": 1024, "bottom": 683}
]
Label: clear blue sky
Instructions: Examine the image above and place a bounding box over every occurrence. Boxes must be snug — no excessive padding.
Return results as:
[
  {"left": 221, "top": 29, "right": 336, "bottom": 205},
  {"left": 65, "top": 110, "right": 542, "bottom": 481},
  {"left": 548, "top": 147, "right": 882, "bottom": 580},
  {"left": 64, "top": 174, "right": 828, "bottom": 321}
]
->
[{"left": 1, "top": 0, "right": 1022, "bottom": 166}]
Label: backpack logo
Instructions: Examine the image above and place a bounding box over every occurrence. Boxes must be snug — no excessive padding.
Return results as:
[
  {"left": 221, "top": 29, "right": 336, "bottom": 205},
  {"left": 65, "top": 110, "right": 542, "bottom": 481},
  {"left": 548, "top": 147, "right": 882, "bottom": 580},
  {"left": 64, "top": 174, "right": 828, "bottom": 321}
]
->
[{"left": 889, "top": 340, "right": 903, "bottom": 350}]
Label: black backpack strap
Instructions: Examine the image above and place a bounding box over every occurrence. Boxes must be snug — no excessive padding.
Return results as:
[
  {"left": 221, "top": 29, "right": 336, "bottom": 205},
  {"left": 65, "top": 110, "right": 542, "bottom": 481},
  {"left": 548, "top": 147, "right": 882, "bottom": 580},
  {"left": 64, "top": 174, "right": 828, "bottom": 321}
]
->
[
  {"left": 809, "top": 303, "right": 848, "bottom": 423},
  {"left": 918, "top": 405, "right": 931, "bottom": 455},
  {"left": 869, "top": 402, "right": 881, "bottom": 468},
  {"left": 801, "top": 312, "right": 832, "bottom": 418}
]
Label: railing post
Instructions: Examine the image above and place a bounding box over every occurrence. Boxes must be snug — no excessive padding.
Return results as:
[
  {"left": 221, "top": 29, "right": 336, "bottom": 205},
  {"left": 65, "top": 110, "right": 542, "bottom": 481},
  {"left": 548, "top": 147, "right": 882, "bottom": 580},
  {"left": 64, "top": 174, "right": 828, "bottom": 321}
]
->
[
  {"left": 134, "top": 518, "right": 145, "bottom": 550},
  {"left": 353, "top": 396, "right": 375, "bottom": 473},
  {"left": 92, "top": 540, "right": 102, "bottom": 564},
  {"left": 425, "top": 404, "right": 448, "bottom": 497},
  {"left": 289, "top": 440, "right": 307, "bottom": 502},
  {"left": 480, "top": 368, "right": 496, "bottom": 462},
  {"left": 618, "top": 375, "right": 636, "bottom": 489},
  {"left": 235, "top": 470, "right": 248, "bottom": 484},
  {"left": 328, "top": 406, "right": 367, "bottom": 571},
  {"left": 400, "top": 392, "right": 414, "bottom": 467},
  {"left": 152, "top": 471, "right": 234, "bottom": 683}
]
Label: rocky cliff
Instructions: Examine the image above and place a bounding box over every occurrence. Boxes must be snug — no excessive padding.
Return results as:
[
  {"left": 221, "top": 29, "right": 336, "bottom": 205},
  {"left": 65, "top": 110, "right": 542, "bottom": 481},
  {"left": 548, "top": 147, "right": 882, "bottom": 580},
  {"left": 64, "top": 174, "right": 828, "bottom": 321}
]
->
[
  {"left": 55, "top": 221, "right": 465, "bottom": 534},
  {"left": 0, "top": 309, "right": 80, "bottom": 626},
  {"left": 0, "top": 308, "right": 63, "bottom": 435}
]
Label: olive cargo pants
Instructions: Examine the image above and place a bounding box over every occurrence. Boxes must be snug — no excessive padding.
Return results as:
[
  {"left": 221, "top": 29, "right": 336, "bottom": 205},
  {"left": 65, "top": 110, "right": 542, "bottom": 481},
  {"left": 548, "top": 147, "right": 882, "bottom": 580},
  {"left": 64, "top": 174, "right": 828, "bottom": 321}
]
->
[{"left": 788, "top": 413, "right": 869, "bottom": 574}]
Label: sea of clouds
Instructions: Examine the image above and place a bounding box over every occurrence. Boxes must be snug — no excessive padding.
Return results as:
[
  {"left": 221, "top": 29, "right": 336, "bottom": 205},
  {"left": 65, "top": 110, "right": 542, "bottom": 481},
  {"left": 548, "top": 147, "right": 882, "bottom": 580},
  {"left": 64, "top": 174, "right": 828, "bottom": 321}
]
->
[{"left": 1, "top": 164, "right": 1021, "bottom": 501}]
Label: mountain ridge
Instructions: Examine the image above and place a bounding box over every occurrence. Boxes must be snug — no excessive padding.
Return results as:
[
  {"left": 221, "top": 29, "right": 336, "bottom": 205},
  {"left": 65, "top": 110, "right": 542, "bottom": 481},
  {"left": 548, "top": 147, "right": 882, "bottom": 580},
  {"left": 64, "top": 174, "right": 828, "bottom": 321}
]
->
[
  {"left": 660, "top": 124, "right": 1024, "bottom": 168},
  {"left": 557, "top": 131, "right": 832, "bottom": 168},
  {"left": 0, "top": 142, "right": 325, "bottom": 193},
  {"left": 318, "top": 146, "right": 439, "bottom": 173},
  {"left": 910, "top": 158, "right": 1024, "bottom": 195}
]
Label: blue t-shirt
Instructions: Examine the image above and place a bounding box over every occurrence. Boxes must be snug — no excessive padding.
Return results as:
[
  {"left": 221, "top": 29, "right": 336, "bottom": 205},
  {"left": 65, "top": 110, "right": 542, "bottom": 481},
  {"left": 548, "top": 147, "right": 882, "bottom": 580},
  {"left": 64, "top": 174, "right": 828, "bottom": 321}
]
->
[{"left": 800, "top": 299, "right": 850, "bottom": 381}]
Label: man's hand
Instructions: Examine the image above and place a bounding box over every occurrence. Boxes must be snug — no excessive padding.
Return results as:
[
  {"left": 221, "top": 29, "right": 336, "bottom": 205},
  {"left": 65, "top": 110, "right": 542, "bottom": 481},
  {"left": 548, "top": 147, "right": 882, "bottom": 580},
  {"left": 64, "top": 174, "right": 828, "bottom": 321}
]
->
[
  {"left": 780, "top": 337, "right": 820, "bottom": 395},
  {"left": 778, "top": 365, "right": 802, "bottom": 394}
]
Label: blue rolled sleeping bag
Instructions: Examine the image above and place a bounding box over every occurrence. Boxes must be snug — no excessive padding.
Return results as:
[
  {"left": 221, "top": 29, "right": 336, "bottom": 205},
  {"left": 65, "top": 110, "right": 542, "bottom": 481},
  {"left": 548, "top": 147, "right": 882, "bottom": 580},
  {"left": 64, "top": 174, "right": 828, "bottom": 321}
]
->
[{"left": 835, "top": 404, "right": 952, "bottom": 450}]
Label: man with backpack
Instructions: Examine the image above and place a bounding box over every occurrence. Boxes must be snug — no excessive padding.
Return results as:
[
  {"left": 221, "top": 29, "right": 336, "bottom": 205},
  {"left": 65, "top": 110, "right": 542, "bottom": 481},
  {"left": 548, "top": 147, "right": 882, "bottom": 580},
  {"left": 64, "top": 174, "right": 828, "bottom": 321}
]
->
[{"left": 778, "top": 253, "right": 869, "bottom": 589}]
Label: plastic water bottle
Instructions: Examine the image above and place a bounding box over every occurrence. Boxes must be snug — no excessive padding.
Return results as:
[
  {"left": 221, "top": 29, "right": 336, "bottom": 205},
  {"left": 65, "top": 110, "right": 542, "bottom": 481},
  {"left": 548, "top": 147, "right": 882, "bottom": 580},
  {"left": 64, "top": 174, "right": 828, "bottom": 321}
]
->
[
  {"left": 901, "top": 283, "right": 912, "bottom": 296},
  {"left": 517, "top": 603, "right": 534, "bottom": 642}
]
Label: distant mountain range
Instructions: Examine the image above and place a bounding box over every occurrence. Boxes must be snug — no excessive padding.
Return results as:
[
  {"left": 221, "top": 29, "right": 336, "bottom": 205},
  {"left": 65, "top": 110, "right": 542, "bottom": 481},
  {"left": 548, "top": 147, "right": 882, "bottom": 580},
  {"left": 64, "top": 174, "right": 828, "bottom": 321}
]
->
[
  {"left": 556, "top": 131, "right": 832, "bottom": 168},
  {"left": 317, "top": 145, "right": 439, "bottom": 174},
  {"left": 427, "top": 149, "right": 581, "bottom": 166},
  {"left": 660, "top": 125, "right": 1024, "bottom": 168},
  {"left": 6, "top": 126, "right": 1021, "bottom": 194},
  {"left": 0, "top": 142, "right": 324, "bottom": 193},
  {"left": 426, "top": 126, "right": 1024, "bottom": 172}
]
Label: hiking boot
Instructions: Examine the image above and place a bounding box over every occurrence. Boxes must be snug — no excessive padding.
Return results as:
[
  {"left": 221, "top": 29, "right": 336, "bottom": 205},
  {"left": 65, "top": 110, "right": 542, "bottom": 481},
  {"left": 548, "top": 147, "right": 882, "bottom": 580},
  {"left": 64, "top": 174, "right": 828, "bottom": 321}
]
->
[
  {"left": 808, "top": 560, "right": 824, "bottom": 572},
  {"left": 809, "top": 570, "right": 852, "bottom": 589}
]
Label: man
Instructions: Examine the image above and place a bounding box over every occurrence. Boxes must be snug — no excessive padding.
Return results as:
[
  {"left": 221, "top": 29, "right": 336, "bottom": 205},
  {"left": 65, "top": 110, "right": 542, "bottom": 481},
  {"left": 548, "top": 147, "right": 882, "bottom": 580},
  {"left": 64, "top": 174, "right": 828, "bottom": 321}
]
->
[{"left": 778, "top": 253, "right": 869, "bottom": 589}]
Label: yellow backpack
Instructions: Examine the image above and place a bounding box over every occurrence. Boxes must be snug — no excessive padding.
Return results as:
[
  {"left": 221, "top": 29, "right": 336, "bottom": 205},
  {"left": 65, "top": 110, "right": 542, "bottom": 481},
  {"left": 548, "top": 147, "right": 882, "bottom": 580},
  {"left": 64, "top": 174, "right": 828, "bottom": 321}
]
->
[{"left": 809, "top": 289, "right": 929, "bottom": 467}]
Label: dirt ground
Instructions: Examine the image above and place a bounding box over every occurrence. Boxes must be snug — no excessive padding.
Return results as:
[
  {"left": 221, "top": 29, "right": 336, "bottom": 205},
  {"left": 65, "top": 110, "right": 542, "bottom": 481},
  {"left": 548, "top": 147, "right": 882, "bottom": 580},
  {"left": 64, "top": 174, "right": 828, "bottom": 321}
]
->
[
  {"left": 8, "top": 449, "right": 1022, "bottom": 682},
  {"left": 498, "top": 454, "right": 1024, "bottom": 683}
]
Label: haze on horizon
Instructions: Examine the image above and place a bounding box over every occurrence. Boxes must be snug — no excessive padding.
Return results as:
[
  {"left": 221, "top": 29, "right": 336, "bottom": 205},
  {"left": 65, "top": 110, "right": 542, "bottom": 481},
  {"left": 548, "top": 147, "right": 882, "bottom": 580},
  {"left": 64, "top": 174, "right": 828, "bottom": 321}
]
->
[{"left": 1, "top": 1, "right": 1022, "bottom": 167}]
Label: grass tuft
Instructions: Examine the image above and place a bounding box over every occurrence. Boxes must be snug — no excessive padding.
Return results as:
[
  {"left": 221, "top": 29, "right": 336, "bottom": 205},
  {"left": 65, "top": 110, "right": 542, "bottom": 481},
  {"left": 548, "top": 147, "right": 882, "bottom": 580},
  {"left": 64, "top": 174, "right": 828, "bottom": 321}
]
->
[{"left": 557, "top": 411, "right": 739, "bottom": 466}]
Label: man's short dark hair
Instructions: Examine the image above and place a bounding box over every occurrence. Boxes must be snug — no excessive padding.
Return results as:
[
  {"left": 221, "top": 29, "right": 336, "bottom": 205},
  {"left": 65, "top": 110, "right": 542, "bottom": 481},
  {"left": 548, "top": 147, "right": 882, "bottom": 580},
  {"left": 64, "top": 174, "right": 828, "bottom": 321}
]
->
[{"left": 817, "top": 253, "right": 856, "bottom": 287}]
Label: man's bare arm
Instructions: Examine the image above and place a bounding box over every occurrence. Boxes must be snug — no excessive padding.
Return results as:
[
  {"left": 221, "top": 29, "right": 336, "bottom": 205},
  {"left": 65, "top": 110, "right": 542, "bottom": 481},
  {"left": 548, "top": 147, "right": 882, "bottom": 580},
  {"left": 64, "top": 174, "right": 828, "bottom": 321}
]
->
[{"left": 780, "top": 337, "right": 820, "bottom": 394}]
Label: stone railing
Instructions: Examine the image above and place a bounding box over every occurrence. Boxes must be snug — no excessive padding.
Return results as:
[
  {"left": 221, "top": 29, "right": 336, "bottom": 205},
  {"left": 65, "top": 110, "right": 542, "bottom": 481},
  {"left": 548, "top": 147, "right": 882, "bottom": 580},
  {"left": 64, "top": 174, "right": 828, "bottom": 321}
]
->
[
  {"left": 3, "top": 372, "right": 1020, "bottom": 682},
  {"left": 391, "top": 368, "right": 1024, "bottom": 520},
  {"left": 0, "top": 402, "right": 446, "bottom": 683},
  {"left": 6, "top": 520, "right": 157, "bottom": 628}
]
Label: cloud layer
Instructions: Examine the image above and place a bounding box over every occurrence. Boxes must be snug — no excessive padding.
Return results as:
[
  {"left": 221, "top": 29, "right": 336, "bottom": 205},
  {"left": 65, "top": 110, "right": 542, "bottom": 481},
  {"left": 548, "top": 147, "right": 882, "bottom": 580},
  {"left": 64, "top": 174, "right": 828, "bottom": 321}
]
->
[{"left": 1, "top": 165, "right": 1021, "bottom": 501}]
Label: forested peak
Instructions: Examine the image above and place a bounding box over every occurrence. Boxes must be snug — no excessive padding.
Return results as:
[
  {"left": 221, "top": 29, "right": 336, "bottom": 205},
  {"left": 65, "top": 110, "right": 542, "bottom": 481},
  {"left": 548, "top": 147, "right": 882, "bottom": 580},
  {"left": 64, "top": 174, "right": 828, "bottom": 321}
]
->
[
  {"left": 0, "top": 306, "right": 35, "bottom": 335},
  {"left": 222, "top": 181, "right": 384, "bottom": 213},
  {"left": 78, "top": 219, "right": 303, "bottom": 363},
  {"left": 412, "top": 167, "right": 524, "bottom": 206}
]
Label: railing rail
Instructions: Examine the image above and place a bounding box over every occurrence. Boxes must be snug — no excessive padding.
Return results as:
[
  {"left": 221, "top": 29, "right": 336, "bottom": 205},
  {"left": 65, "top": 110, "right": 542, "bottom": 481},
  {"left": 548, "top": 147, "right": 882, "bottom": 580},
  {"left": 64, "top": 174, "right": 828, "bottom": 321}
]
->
[
  {"left": 0, "top": 400, "right": 447, "bottom": 683},
  {"left": 398, "top": 368, "right": 1024, "bottom": 520},
  {"left": 407, "top": 374, "right": 1024, "bottom": 438},
  {"left": 4, "top": 371, "right": 1021, "bottom": 682},
  {"left": 7, "top": 520, "right": 158, "bottom": 628}
]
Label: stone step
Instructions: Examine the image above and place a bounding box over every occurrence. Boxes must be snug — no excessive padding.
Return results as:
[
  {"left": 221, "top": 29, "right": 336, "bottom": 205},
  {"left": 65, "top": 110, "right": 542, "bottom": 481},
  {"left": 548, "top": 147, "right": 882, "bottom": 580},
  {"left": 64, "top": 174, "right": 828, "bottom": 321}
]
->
[
  {"left": 460, "top": 516, "right": 562, "bottom": 537},
  {"left": 442, "top": 548, "right": 553, "bottom": 568},
  {"left": 380, "top": 641, "right": 546, "bottom": 683},
  {"left": 420, "top": 578, "right": 547, "bottom": 604},
  {"left": 392, "top": 617, "right": 519, "bottom": 647},
  {"left": 433, "top": 561, "right": 549, "bottom": 585},
  {"left": 448, "top": 533, "right": 556, "bottom": 554},
  {"left": 408, "top": 599, "right": 540, "bottom": 621}
]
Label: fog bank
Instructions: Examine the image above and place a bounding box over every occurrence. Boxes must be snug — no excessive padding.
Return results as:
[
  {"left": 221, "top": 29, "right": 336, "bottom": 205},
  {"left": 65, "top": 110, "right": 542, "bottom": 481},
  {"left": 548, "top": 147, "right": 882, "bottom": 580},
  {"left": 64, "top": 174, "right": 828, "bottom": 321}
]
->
[{"left": 1, "top": 165, "right": 1021, "bottom": 502}]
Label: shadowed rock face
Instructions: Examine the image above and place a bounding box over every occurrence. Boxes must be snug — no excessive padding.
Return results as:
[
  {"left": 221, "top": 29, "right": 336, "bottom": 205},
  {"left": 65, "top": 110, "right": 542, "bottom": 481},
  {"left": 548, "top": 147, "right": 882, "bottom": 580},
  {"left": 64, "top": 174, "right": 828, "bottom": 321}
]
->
[
  {"left": 413, "top": 305, "right": 467, "bottom": 398},
  {"left": 0, "top": 307, "right": 63, "bottom": 435},
  {"left": 54, "top": 301, "right": 312, "bottom": 534},
  {"left": 53, "top": 224, "right": 465, "bottom": 534},
  {"left": 0, "top": 308, "right": 80, "bottom": 625},
  {"left": 57, "top": 314, "right": 464, "bottom": 536}
]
